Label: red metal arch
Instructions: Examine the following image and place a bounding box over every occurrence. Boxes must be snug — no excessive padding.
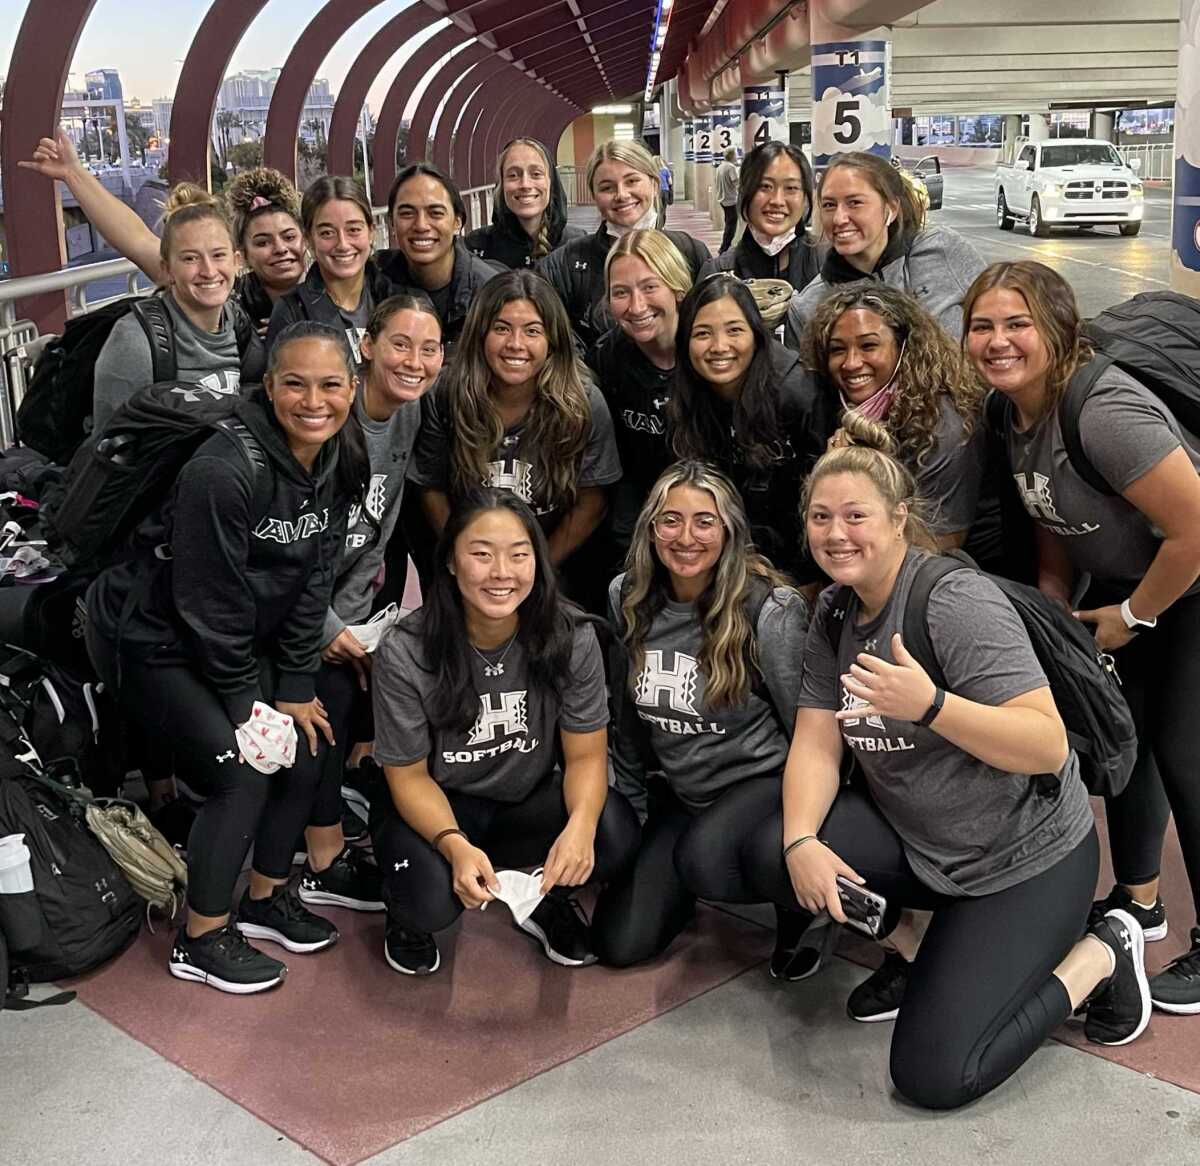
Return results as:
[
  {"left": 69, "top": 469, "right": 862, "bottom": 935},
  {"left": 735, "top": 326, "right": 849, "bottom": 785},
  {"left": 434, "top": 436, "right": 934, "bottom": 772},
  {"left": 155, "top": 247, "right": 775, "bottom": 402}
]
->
[
  {"left": 472, "top": 84, "right": 540, "bottom": 190},
  {"left": 453, "top": 68, "right": 522, "bottom": 185},
  {"left": 326, "top": 4, "right": 441, "bottom": 180},
  {"left": 478, "top": 86, "right": 566, "bottom": 189},
  {"left": 0, "top": 0, "right": 99, "bottom": 332},
  {"left": 403, "top": 41, "right": 490, "bottom": 174},
  {"left": 262, "top": 0, "right": 388, "bottom": 181},
  {"left": 429, "top": 55, "right": 512, "bottom": 176},
  {"left": 168, "top": 0, "right": 272, "bottom": 185}
]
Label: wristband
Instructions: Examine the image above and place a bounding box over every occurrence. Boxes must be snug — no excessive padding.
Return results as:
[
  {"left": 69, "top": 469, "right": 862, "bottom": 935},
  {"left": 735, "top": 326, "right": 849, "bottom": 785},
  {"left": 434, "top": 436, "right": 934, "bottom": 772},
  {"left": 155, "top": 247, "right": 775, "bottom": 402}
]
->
[
  {"left": 916, "top": 687, "right": 945, "bottom": 729},
  {"left": 1120, "top": 598, "right": 1157, "bottom": 631},
  {"left": 782, "top": 834, "right": 821, "bottom": 860},
  {"left": 432, "top": 827, "right": 467, "bottom": 851}
]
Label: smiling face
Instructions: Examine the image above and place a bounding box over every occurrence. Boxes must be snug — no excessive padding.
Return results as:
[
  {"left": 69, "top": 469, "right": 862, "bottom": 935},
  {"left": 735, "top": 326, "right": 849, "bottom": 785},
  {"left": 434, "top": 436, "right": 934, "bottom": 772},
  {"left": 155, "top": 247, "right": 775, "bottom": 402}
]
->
[
  {"left": 965, "top": 287, "right": 1052, "bottom": 407},
  {"left": 266, "top": 337, "right": 356, "bottom": 468},
  {"left": 819, "top": 166, "right": 897, "bottom": 271},
  {"left": 608, "top": 254, "right": 681, "bottom": 352},
  {"left": 309, "top": 198, "right": 370, "bottom": 284},
  {"left": 748, "top": 154, "right": 808, "bottom": 238},
  {"left": 483, "top": 298, "right": 549, "bottom": 394},
  {"left": 501, "top": 143, "right": 551, "bottom": 226},
  {"left": 688, "top": 295, "right": 755, "bottom": 395},
  {"left": 452, "top": 507, "right": 536, "bottom": 629},
  {"left": 361, "top": 307, "right": 443, "bottom": 408},
  {"left": 163, "top": 217, "right": 238, "bottom": 320},
  {"left": 391, "top": 175, "right": 463, "bottom": 272},
  {"left": 827, "top": 307, "right": 901, "bottom": 405},
  {"left": 806, "top": 471, "right": 906, "bottom": 589},
  {"left": 592, "top": 160, "right": 656, "bottom": 228},
  {"left": 243, "top": 210, "right": 305, "bottom": 294},
  {"left": 651, "top": 484, "right": 726, "bottom": 592}
]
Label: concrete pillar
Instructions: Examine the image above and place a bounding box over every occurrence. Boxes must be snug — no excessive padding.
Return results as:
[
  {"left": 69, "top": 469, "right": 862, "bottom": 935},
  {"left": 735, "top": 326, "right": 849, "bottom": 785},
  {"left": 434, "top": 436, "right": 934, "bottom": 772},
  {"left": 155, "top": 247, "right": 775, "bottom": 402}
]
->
[
  {"left": 1090, "top": 111, "right": 1115, "bottom": 141},
  {"left": 1027, "top": 113, "right": 1050, "bottom": 142},
  {"left": 1171, "top": 0, "right": 1200, "bottom": 295},
  {"left": 810, "top": 3, "right": 890, "bottom": 168},
  {"left": 743, "top": 79, "right": 787, "bottom": 152}
]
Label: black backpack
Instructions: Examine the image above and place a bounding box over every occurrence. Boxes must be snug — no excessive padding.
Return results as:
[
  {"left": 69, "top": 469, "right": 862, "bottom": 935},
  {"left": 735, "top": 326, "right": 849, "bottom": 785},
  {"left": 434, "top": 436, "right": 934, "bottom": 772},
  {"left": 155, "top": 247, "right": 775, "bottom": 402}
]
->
[
  {"left": 44, "top": 381, "right": 269, "bottom": 577},
  {"left": 17, "top": 294, "right": 266, "bottom": 466},
  {"left": 825, "top": 551, "right": 1137, "bottom": 798}
]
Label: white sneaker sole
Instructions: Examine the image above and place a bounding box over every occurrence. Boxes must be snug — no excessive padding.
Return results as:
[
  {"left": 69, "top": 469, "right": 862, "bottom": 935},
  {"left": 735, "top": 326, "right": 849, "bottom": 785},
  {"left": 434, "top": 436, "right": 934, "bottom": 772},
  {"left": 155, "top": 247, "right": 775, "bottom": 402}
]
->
[
  {"left": 1143, "top": 922, "right": 1168, "bottom": 942},
  {"left": 168, "top": 960, "right": 286, "bottom": 994},
  {"left": 849, "top": 1007, "right": 899, "bottom": 1023},
  {"left": 516, "top": 917, "right": 597, "bottom": 967},
  {"left": 383, "top": 936, "right": 440, "bottom": 976},
  {"left": 1150, "top": 996, "right": 1200, "bottom": 1015},
  {"left": 1096, "top": 908, "right": 1152, "bottom": 1046},
  {"left": 235, "top": 920, "right": 339, "bottom": 954},
  {"left": 298, "top": 885, "right": 384, "bottom": 912}
]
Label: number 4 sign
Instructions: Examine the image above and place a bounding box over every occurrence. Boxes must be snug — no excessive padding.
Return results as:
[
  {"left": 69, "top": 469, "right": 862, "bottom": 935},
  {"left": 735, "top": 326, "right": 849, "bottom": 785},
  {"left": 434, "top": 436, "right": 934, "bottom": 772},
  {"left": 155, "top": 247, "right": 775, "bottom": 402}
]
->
[{"left": 811, "top": 39, "right": 891, "bottom": 168}]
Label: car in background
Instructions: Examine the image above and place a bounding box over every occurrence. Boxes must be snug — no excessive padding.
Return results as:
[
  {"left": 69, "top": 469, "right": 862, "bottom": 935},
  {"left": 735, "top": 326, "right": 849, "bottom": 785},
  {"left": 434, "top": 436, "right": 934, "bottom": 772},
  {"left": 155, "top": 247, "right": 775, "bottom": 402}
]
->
[{"left": 896, "top": 155, "right": 944, "bottom": 211}]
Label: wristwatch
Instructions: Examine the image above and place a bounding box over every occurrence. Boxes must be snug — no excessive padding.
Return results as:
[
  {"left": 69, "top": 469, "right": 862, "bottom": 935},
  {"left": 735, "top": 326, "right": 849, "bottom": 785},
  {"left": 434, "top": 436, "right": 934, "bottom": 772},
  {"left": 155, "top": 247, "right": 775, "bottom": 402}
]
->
[{"left": 1120, "top": 598, "right": 1157, "bottom": 632}]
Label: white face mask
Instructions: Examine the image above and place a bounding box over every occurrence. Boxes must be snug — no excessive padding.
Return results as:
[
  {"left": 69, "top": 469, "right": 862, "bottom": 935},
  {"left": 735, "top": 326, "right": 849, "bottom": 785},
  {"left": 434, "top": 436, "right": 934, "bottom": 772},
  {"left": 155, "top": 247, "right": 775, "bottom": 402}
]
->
[
  {"left": 605, "top": 204, "right": 659, "bottom": 239},
  {"left": 235, "top": 702, "right": 298, "bottom": 774},
  {"left": 748, "top": 226, "right": 797, "bottom": 257},
  {"left": 486, "top": 868, "right": 547, "bottom": 924}
]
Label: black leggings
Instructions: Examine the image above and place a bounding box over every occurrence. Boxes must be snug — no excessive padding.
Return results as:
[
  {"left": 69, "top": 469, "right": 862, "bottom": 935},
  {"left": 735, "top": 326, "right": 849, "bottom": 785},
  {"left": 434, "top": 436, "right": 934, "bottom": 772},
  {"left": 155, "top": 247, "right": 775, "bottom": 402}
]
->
[
  {"left": 1096, "top": 586, "right": 1200, "bottom": 919},
  {"left": 308, "top": 660, "right": 371, "bottom": 830},
  {"left": 369, "top": 770, "right": 641, "bottom": 934},
  {"left": 720, "top": 203, "right": 738, "bottom": 253},
  {"left": 591, "top": 777, "right": 782, "bottom": 967},
  {"left": 746, "top": 786, "right": 1099, "bottom": 1111},
  {"left": 88, "top": 627, "right": 335, "bottom": 914}
]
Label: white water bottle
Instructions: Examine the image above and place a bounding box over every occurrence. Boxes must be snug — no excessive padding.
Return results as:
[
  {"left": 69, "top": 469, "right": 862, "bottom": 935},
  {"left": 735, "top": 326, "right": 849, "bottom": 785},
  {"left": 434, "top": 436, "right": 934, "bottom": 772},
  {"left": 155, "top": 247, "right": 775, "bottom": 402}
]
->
[{"left": 0, "top": 833, "right": 33, "bottom": 894}]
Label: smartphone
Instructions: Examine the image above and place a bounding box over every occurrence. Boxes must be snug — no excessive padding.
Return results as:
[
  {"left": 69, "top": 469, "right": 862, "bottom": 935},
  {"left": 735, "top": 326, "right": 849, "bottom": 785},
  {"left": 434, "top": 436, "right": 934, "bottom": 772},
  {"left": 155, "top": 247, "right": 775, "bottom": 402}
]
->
[{"left": 835, "top": 876, "right": 888, "bottom": 938}]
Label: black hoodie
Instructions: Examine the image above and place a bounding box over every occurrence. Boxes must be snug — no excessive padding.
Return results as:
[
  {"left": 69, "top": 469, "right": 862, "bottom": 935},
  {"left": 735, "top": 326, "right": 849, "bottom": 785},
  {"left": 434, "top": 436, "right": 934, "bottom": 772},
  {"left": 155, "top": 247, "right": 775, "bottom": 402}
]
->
[{"left": 88, "top": 392, "right": 348, "bottom": 724}]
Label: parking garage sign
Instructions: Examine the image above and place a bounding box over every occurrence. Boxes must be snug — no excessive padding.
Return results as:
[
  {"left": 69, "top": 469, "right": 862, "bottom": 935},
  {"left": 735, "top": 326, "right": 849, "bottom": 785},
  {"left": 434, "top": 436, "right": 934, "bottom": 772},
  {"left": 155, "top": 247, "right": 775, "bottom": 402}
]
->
[{"left": 811, "top": 40, "right": 891, "bottom": 168}]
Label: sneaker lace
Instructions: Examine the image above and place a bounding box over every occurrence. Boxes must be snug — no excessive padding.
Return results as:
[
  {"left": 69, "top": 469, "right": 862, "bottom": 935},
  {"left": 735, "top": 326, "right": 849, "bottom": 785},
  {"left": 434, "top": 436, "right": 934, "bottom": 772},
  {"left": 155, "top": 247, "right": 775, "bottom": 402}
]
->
[
  {"left": 212, "top": 925, "right": 270, "bottom": 966},
  {"left": 1163, "top": 942, "right": 1200, "bottom": 977}
]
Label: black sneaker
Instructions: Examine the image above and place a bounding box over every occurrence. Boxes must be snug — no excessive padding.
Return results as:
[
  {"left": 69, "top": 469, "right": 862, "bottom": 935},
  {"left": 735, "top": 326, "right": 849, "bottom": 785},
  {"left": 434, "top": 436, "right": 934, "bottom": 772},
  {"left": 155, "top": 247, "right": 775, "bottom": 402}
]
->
[
  {"left": 168, "top": 923, "right": 286, "bottom": 994},
  {"left": 340, "top": 799, "right": 368, "bottom": 843},
  {"left": 1084, "top": 908, "right": 1151, "bottom": 1045},
  {"left": 383, "top": 918, "right": 440, "bottom": 975},
  {"left": 1149, "top": 926, "right": 1200, "bottom": 1015},
  {"left": 847, "top": 951, "right": 910, "bottom": 1022},
  {"left": 769, "top": 906, "right": 828, "bottom": 981},
  {"left": 1091, "top": 885, "right": 1167, "bottom": 942},
  {"left": 235, "top": 884, "right": 339, "bottom": 954},
  {"left": 298, "top": 845, "right": 384, "bottom": 912},
  {"left": 517, "top": 891, "right": 597, "bottom": 967}
]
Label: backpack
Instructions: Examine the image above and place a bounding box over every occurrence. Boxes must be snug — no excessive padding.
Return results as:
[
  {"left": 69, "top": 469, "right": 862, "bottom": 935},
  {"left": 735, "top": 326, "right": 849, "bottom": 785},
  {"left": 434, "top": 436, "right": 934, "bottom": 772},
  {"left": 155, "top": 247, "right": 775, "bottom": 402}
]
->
[
  {"left": 17, "top": 294, "right": 266, "bottom": 466},
  {"left": 43, "top": 381, "right": 270, "bottom": 577},
  {"left": 825, "top": 551, "right": 1137, "bottom": 798}
]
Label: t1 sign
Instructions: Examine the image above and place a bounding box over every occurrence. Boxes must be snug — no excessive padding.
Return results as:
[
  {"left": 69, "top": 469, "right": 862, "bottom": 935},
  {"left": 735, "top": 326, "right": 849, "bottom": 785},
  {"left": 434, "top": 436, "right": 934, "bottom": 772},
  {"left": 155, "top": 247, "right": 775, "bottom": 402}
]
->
[{"left": 811, "top": 40, "right": 891, "bottom": 168}]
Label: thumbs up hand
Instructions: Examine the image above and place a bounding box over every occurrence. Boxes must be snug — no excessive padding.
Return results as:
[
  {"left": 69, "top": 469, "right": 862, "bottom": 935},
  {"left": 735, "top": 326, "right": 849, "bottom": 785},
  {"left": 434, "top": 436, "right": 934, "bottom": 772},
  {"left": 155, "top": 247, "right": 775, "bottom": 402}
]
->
[{"left": 836, "top": 632, "right": 938, "bottom": 724}]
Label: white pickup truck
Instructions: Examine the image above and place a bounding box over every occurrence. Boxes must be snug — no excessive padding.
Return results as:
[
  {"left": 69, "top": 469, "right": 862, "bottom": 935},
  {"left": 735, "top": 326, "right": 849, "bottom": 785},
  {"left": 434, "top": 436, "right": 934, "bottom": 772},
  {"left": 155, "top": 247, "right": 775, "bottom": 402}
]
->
[{"left": 995, "top": 138, "right": 1144, "bottom": 237}]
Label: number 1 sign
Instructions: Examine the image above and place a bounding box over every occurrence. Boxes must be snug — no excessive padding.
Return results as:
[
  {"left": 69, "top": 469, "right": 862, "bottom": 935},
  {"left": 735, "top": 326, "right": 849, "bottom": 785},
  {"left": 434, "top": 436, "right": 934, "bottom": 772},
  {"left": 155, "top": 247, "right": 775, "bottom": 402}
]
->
[{"left": 811, "top": 40, "right": 891, "bottom": 169}]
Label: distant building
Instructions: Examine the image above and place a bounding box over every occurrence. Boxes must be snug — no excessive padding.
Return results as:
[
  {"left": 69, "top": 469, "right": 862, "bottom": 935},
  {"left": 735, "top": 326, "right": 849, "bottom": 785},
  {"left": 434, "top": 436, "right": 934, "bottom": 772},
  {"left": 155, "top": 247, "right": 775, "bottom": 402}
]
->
[
  {"left": 216, "top": 69, "right": 335, "bottom": 146},
  {"left": 85, "top": 68, "right": 123, "bottom": 102},
  {"left": 152, "top": 98, "right": 173, "bottom": 139}
]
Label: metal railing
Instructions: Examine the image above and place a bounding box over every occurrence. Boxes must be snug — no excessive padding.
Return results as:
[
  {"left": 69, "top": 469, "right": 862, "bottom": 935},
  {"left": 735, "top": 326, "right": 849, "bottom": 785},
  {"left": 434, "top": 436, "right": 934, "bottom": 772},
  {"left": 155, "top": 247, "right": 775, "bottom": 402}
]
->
[{"left": 1116, "top": 143, "right": 1173, "bottom": 183}]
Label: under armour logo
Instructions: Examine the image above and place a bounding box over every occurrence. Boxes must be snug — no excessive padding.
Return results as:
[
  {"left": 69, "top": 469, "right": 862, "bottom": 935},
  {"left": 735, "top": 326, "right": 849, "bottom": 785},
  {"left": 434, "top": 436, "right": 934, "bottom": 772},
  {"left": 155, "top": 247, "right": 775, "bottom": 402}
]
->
[
  {"left": 394, "top": 860, "right": 409, "bottom": 871},
  {"left": 215, "top": 750, "right": 235, "bottom": 763},
  {"left": 1121, "top": 927, "right": 1133, "bottom": 953},
  {"left": 573, "top": 260, "right": 588, "bottom": 270},
  {"left": 652, "top": 396, "right": 670, "bottom": 410},
  {"left": 865, "top": 639, "right": 878, "bottom": 653}
]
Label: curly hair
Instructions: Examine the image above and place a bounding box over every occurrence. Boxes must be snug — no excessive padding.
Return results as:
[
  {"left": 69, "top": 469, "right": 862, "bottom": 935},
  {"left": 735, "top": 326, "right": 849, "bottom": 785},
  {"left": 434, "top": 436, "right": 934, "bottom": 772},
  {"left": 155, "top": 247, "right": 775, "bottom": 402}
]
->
[
  {"left": 804, "top": 281, "right": 983, "bottom": 470},
  {"left": 621, "top": 461, "right": 792, "bottom": 710},
  {"left": 223, "top": 167, "right": 302, "bottom": 249},
  {"left": 444, "top": 270, "right": 590, "bottom": 511}
]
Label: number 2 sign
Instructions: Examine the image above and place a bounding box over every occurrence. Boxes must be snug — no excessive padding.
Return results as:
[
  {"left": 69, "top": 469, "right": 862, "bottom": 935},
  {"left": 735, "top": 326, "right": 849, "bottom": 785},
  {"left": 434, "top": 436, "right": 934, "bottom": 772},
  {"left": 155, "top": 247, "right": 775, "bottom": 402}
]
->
[{"left": 811, "top": 40, "right": 891, "bottom": 168}]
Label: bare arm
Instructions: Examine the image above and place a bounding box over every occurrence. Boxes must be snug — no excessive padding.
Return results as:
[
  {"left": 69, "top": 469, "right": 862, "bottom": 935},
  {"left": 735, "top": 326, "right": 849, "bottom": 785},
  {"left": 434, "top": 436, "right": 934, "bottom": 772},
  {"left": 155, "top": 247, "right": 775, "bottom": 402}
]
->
[
  {"left": 547, "top": 486, "right": 607, "bottom": 566},
  {"left": 1035, "top": 523, "right": 1075, "bottom": 607},
  {"left": 541, "top": 725, "right": 608, "bottom": 892},
  {"left": 420, "top": 488, "right": 452, "bottom": 537}
]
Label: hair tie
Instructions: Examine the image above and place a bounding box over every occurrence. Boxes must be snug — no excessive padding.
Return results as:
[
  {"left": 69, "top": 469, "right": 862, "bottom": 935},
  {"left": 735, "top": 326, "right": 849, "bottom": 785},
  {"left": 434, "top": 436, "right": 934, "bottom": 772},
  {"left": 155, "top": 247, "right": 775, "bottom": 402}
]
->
[{"left": 249, "top": 195, "right": 273, "bottom": 211}]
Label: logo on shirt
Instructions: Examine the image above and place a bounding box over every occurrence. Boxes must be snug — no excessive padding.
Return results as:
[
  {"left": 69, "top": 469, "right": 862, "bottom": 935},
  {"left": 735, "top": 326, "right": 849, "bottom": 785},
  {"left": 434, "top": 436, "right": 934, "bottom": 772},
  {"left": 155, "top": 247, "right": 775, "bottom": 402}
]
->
[
  {"left": 171, "top": 369, "right": 241, "bottom": 403},
  {"left": 633, "top": 650, "right": 727, "bottom": 736},
  {"left": 622, "top": 409, "right": 666, "bottom": 435},
  {"left": 252, "top": 508, "right": 330, "bottom": 544},
  {"left": 347, "top": 473, "right": 388, "bottom": 549},
  {"left": 839, "top": 688, "right": 884, "bottom": 731},
  {"left": 467, "top": 691, "right": 528, "bottom": 744},
  {"left": 346, "top": 327, "right": 367, "bottom": 364},
  {"left": 839, "top": 685, "right": 916, "bottom": 753},
  {"left": 1013, "top": 472, "right": 1100, "bottom": 537}
]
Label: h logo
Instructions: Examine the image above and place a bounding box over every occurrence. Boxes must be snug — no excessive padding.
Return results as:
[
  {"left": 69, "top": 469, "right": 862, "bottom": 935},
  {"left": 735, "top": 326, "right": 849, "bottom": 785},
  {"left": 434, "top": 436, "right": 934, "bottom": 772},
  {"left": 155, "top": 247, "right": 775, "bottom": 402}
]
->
[
  {"left": 486, "top": 458, "right": 535, "bottom": 505},
  {"left": 840, "top": 687, "right": 884, "bottom": 731},
  {"left": 635, "top": 650, "right": 700, "bottom": 716},
  {"left": 467, "top": 691, "right": 529, "bottom": 744},
  {"left": 1014, "top": 471, "right": 1066, "bottom": 524}
]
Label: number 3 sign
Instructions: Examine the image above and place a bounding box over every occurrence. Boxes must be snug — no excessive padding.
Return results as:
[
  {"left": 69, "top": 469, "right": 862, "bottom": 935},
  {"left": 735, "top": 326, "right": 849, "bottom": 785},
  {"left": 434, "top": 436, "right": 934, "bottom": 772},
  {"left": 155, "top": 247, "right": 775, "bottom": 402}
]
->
[{"left": 811, "top": 39, "right": 891, "bottom": 168}]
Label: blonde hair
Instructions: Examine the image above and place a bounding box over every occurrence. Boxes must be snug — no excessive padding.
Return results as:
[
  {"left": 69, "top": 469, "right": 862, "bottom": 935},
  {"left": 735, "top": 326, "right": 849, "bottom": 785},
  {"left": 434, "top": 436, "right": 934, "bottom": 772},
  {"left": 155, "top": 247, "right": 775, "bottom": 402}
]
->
[
  {"left": 622, "top": 460, "right": 792, "bottom": 710},
  {"left": 604, "top": 229, "right": 693, "bottom": 299},
  {"left": 586, "top": 140, "right": 661, "bottom": 209},
  {"left": 496, "top": 138, "right": 555, "bottom": 260},
  {"left": 158, "top": 183, "right": 234, "bottom": 265},
  {"left": 802, "top": 411, "right": 939, "bottom": 552}
]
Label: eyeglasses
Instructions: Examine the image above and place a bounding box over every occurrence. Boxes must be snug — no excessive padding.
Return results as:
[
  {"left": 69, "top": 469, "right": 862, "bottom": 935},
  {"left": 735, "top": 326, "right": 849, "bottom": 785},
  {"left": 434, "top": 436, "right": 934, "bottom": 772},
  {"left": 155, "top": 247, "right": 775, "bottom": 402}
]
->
[{"left": 651, "top": 512, "right": 724, "bottom": 543}]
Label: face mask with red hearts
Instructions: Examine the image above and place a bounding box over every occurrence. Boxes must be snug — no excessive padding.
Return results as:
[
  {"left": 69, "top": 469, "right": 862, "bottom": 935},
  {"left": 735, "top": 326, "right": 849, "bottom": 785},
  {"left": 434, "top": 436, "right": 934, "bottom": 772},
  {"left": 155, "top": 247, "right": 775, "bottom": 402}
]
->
[{"left": 235, "top": 702, "right": 299, "bottom": 774}]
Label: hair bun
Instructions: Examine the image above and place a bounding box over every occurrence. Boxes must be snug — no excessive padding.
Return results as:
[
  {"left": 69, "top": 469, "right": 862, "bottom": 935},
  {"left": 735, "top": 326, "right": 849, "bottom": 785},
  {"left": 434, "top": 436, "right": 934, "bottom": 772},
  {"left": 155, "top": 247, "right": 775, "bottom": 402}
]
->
[
  {"left": 161, "top": 181, "right": 220, "bottom": 220},
  {"left": 836, "top": 409, "right": 895, "bottom": 454},
  {"left": 224, "top": 167, "right": 301, "bottom": 220}
]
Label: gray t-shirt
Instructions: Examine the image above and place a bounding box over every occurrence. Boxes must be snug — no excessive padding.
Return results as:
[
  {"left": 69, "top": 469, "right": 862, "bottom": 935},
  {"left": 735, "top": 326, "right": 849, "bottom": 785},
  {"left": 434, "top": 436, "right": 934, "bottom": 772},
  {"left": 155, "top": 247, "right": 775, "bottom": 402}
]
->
[
  {"left": 798, "top": 549, "right": 1093, "bottom": 896},
  {"left": 372, "top": 609, "right": 609, "bottom": 802},
  {"left": 324, "top": 394, "right": 422, "bottom": 644},
  {"left": 1005, "top": 365, "right": 1200, "bottom": 591},
  {"left": 716, "top": 161, "right": 740, "bottom": 207},
  {"left": 409, "top": 380, "right": 622, "bottom": 526},
  {"left": 916, "top": 397, "right": 985, "bottom": 538},
  {"left": 609, "top": 576, "right": 808, "bottom": 812},
  {"left": 93, "top": 293, "right": 241, "bottom": 430}
]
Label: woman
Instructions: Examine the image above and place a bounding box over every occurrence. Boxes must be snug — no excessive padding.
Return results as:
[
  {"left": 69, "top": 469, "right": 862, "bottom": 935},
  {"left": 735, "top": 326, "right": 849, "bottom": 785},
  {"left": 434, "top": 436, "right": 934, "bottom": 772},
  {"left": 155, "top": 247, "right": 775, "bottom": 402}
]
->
[
  {"left": 965, "top": 260, "right": 1200, "bottom": 1016},
  {"left": 591, "top": 462, "right": 821, "bottom": 976},
  {"left": 266, "top": 176, "right": 387, "bottom": 366},
  {"left": 377, "top": 162, "right": 502, "bottom": 349},
  {"left": 297, "top": 294, "right": 446, "bottom": 913},
  {"left": 588, "top": 229, "right": 692, "bottom": 553},
  {"left": 465, "top": 138, "right": 584, "bottom": 270},
  {"left": 368, "top": 489, "right": 639, "bottom": 974},
  {"left": 745, "top": 413, "right": 1150, "bottom": 1109},
  {"left": 85, "top": 322, "right": 371, "bottom": 993},
  {"left": 410, "top": 270, "right": 622, "bottom": 572},
  {"left": 699, "top": 141, "right": 819, "bottom": 350},
  {"left": 788, "top": 151, "right": 984, "bottom": 341},
  {"left": 92, "top": 184, "right": 266, "bottom": 430},
  {"left": 19, "top": 131, "right": 305, "bottom": 331},
  {"left": 670, "top": 273, "right": 832, "bottom": 584},
  {"left": 538, "top": 140, "right": 710, "bottom": 350},
  {"left": 804, "top": 283, "right": 986, "bottom": 550}
]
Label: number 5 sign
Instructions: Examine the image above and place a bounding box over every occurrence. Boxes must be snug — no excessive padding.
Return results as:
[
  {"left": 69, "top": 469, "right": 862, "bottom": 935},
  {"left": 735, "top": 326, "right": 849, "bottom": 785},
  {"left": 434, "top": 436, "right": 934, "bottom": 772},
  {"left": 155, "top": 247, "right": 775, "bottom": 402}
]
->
[{"left": 811, "top": 40, "right": 891, "bottom": 169}]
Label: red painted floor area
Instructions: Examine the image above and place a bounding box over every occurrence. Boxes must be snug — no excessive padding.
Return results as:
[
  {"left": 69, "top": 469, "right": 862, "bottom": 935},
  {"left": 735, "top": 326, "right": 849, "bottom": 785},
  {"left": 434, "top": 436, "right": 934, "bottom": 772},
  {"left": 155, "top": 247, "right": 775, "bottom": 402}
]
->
[{"left": 70, "top": 903, "right": 772, "bottom": 1166}]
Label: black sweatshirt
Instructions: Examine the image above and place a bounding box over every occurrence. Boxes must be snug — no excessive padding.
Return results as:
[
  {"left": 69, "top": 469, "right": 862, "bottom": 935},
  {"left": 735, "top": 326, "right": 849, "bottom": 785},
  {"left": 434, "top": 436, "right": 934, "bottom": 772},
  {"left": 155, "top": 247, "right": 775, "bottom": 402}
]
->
[{"left": 88, "top": 392, "right": 348, "bottom": 724}]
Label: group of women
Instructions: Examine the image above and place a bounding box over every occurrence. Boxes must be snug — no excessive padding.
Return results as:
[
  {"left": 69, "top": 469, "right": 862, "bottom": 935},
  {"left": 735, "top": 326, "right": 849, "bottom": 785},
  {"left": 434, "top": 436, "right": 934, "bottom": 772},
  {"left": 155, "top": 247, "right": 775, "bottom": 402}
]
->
[{"left": 19, "top": 125, "right": 1200, "bottom": 1111}]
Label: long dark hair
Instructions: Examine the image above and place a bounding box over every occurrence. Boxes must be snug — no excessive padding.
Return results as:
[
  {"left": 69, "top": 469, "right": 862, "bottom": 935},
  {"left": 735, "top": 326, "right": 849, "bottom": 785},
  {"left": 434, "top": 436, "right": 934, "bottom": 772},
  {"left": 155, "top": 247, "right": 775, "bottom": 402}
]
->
[
  {"left": 670, "top": 274, "right": 783, "bottom": 468},
  {"left": 265, "top": 320, "right": 373, "bottom": 517},
  {"left": 737, "top": 141, "right": 814, "bottom": 231},
  {"left": 421, "top": 489, "right": 578, "bottom": 732}
]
